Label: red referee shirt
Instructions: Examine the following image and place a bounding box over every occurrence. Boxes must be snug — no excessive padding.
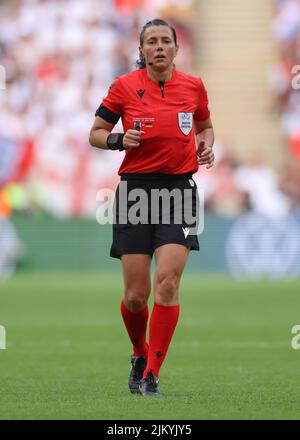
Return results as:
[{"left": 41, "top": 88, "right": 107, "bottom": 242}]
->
[{"left": 101, "top": 67, "right": 210, "bottom": 175}]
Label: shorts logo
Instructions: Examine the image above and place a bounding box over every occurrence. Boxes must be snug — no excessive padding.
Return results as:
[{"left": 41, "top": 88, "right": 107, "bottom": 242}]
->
[
  {"left": 182, "top": 227, "right": 190, "bottom": 238},
  {"left": 178, "top": 112, "right": 193, "bottom": 136}
]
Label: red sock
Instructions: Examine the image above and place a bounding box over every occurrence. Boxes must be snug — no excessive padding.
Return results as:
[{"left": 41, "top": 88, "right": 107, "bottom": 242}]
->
[
  {"left": 143, "top": 303, "right": 180, "bottom": 378},
  {"left": 120, "top": 301, "right": 149, "bottom": 357}
]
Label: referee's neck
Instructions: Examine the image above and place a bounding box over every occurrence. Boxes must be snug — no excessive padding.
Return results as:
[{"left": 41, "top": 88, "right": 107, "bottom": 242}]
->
[{"left": 146, "top": 67, "right": 173, "bottom": 83}]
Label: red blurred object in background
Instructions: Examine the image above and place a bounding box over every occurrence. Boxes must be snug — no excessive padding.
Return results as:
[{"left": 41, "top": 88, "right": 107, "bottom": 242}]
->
[
  {"left": 36, "top": 57, "right": 58, "bottom": 82},
  {"left": 0, "top": 138, "right": 35, "bottom": 187},
  {"left": 289, "top": 132, "right": 300, "bottom": 161},
  {"left": 115, "top": 0, "right": 144, "bottom": 14},
  {"left": 0, "top": 190, "right": 12, "bottom": 219},
  {"left": 15, "top": 139, "right": 35, "bottom": 183}
]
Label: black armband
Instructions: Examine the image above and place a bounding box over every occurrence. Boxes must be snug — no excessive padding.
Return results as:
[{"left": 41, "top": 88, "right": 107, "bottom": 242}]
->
[
  {"left": 95, "top": 104, "right": 121, "bottom": 124},
  {"left": 106, "top": 133, "right": 125, "bottom": 151}
]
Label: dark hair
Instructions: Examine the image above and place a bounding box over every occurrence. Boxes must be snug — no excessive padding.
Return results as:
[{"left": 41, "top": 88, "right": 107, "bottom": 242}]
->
[{"left": 136, "top": 18, "right": 177, "bottom": 69}]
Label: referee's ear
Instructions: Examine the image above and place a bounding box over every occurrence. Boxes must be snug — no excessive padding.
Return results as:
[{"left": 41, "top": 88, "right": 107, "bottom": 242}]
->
[
  {"left": 174, "top": 44, "right": 179, "bottom": 58},
  {"left": 138, "top": 48, "right": 145, "bottom": 64}
]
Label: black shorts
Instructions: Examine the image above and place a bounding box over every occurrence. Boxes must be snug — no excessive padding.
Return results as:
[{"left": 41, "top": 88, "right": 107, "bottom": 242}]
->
[{"left": 110, "top": 173, "right": 200, "bottom": 259}]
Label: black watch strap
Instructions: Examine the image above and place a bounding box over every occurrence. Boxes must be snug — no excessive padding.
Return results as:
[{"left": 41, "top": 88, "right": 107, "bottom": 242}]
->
[{"left": 106, "top": 133, "right": 125, "bottom": 151}]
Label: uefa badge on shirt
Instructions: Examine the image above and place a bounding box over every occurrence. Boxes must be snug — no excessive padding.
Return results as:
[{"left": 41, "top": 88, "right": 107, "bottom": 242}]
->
[{"left": 178, "top": 112, "right": 193, "bottom": 136}]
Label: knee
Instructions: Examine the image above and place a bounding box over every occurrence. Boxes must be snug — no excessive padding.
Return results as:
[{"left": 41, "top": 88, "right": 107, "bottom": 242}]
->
[
  {"left": 155, "top": 271, "right": 179, "bottom": 305},
  {"left": 124, "top": 289, "right": 150, "bottom": 312}
]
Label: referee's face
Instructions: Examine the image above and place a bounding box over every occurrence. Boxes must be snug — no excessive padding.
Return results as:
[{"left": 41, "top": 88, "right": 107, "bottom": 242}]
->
[{"left": 140, "top": 25, "right": 179, "bottom": 72}]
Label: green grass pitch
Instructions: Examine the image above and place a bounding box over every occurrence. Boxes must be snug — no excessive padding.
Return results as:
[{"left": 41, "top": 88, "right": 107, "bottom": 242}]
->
[{"left": 0, "top": 272, "right": 300, "bottom": 420}]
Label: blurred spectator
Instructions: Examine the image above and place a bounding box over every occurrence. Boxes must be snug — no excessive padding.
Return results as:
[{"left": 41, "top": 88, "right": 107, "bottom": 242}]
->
[
  {"left": 279, "top": 159, "right": 300, "bottom": 216},
  {"left": 234, "top": 156, "right": 291, "bottom": 218},
  {"left": 0, "top": 188, "right": 23, "bottom": 280},
  {"left": 197, "top": 147, "right": 250, "bottom": 219}
]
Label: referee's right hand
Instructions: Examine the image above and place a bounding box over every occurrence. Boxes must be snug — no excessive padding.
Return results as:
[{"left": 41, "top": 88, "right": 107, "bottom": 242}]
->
[{"left": 123, "top": 129, "right": 145, "bottom": 149}]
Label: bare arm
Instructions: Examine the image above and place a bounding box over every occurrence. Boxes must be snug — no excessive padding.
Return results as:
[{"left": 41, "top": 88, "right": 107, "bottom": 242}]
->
[
  {"left": 89, "top": 116, "right": 115, "bottom": 150},
  {"left": 194, "top": 117, "right": 214, "bottom": 149},
  {"left": 194, "top": 117, "right": 215, "bottom": 169}
]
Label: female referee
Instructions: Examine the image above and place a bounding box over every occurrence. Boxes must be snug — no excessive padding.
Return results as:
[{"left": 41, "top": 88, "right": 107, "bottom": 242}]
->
[{"left": 89, "top": 18, "right": 214, "bottom": 397}]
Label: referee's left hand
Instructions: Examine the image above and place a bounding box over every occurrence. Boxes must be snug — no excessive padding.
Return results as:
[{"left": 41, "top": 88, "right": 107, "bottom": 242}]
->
[{"left": 197, "top": 141, "right": 214, "bottom": 169}]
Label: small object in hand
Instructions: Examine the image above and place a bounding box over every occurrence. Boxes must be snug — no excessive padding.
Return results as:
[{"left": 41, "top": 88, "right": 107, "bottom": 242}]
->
[{"left": 134, "top": 121, "right": 142, "bottom": 131}]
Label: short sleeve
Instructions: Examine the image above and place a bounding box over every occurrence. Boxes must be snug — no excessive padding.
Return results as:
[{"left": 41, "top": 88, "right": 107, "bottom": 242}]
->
[
  {"left": 193, "top": 78, "right": 210, "bottom": 122},
  {"left": 101, "top": 77, "right": 124, "bottom": 116}
]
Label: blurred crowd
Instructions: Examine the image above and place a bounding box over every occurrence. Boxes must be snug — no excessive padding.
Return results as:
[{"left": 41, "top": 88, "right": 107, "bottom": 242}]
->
[
  {"left": 193, "top": 140, "right": 300, "bottom": 220},
  {"left": 194, "top": 0, "right": 300, "bottom": 221},
  {"left": 268, "top": 0, "right": 300, "bottom": 219},
  {"left": 270, "top": 0, "right": 300, "bottom": 160},
  {"left": 0, "top": 0, "right": 195, "bottom": 218},
  {"left": 0, "top": 0, "right": 300, "bottom": 224}
]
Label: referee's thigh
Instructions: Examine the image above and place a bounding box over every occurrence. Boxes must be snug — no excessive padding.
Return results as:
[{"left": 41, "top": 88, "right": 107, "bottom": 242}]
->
[
  {"left": 153, "top": 244, "right": 189, "bottom": 306},
  {"left": 121, "top": 254, "right": 152, "bottom": 312}
]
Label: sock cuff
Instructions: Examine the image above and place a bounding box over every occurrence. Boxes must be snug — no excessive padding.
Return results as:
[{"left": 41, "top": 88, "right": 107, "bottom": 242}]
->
[
  {"left": 153, "top": 303, "right": 180, "bottom": 312},
  {"left": 152, "top": 303, "right": 180, "bottom": 324},
  {"left": 121, "top": 300, "right": 149, "bottom": 316}
]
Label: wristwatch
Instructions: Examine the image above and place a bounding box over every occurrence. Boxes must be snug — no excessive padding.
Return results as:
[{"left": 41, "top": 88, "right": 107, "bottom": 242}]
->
[{"left": 106, "top": 133, "right": 125, "bottom": 151}]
